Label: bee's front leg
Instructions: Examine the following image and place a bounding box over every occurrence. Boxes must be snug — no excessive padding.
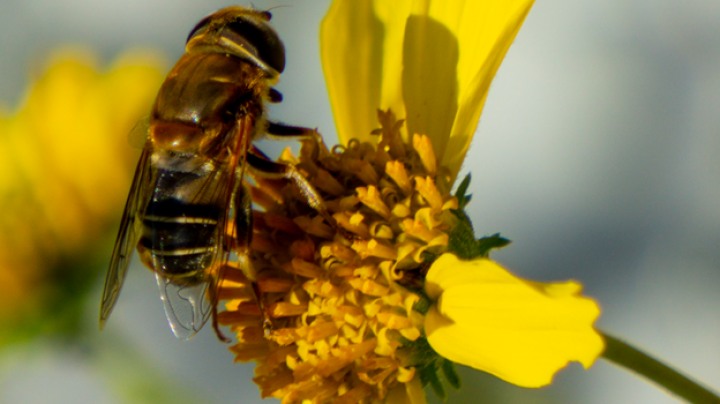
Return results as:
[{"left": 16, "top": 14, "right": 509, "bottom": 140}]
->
[
  {"left": 246, "top": 152, "right": 335, "bottom": 227},
  {"left": 265, "top": 122, "right": 328, "bottom": 162}
]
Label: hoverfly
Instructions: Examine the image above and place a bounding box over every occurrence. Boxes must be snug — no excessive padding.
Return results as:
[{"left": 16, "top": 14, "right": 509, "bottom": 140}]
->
[{"left": 100, "top": 7, "right": 328, "bottom": 341}]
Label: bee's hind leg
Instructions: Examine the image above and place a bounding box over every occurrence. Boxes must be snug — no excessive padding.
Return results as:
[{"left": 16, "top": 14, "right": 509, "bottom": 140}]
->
[{"left": 209, "top": 277, "right": 232, "bottom": 344}]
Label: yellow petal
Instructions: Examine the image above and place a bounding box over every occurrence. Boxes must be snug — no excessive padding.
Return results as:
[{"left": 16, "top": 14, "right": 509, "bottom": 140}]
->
[
  {"left": 425, "top": 254, "right": 604, "bottom": 388},
  {"left": 321, "top": 0, "right": 410, "bottom": 146},
  {"left": 321, "top": 0, "right": 536, "bottom": 182},
  {"left": 432, "top": 0, "right": 535, "bottom": 180}
]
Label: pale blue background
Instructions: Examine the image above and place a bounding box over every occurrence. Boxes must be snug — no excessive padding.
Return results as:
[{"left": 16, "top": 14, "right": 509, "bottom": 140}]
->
[{"left": 0, "top": 1, "right": 718, "bottom": 403}]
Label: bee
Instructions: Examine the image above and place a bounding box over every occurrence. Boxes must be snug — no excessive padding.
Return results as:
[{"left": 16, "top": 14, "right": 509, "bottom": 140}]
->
[{"left": 99, "top": 7, "right": 328, "bottom": 342}]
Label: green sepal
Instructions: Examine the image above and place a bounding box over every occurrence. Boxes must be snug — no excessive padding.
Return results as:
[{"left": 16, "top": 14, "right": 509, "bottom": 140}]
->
[
  {"left": 400, "top": 337, "right": 463, "bottom": 401},
  {"left": 475, "top": 233, "right": 511, "bottom": 257},
  {"left": 447, "top": 208, "right": 511, "bottom": 259},
  {"left": 411, "top": 291, "right": 431, "bottom": 315},
  {"left": 448, "top": 173, "right": 511, "bottom": 259},
  {"left": 441, "top": 359, "right": 461, "bottom": 390},
  {"left": 419, "top": 363, "right": 447, "bottom": 401},
  {"left": 454, "top": 173, "right": 472, "bottom": 211},
  {"left": 447, "top": 209, "right": 476, "bottom": 259}
]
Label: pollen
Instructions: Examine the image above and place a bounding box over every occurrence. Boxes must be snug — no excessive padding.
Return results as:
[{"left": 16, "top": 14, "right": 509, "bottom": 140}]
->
[{"left": 220, "top": 109, "right": 456, "bottom": 403}]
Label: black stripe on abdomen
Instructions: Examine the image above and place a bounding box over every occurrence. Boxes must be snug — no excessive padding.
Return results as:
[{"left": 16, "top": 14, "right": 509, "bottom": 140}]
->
[{"left": 139, "top": 198, "right": 220, "bottom": 275}]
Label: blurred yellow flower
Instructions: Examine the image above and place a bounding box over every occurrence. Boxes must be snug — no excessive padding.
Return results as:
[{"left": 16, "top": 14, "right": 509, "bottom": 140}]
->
[{"left": 0, "top": 49, "right": 165, "bottom": 341}]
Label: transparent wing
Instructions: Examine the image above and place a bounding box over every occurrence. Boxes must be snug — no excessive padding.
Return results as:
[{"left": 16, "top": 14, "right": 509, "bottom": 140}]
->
[
  {"left": 156, "top": 273, "right": 216, "bottom": 339},
  {"left": 128, "top": 116, "right": 151, "bottom": 149},
  {"left": 100, "top": 146, "right": 154, "bottom": 329},
  {"left": 152, "top": 117, "right": 252, "bottom": 339}
]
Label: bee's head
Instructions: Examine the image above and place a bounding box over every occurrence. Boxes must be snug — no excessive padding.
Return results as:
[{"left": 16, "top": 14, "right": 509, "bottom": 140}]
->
[{"left": 186, "top": 7, "right": 285, "bottom": 78}]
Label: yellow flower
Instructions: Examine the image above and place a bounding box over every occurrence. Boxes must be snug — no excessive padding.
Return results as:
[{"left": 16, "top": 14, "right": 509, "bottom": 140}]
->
[
  {"left": 319, "top": 0, "right": 604, "bottom": 391},
  {"left": 0, "top": 49, "right": 165, "bottom": 340},
  {"left": 222, "top": 115, "right": 452, "bottom": 404},
  {"left": 221, "top": 0, "right": 603, "bottom": 402}
]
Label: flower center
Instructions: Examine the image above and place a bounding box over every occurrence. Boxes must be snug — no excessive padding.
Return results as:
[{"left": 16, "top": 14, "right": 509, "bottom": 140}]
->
[{"left": 219, "top": 109, "right": 457, "bottom": 402}]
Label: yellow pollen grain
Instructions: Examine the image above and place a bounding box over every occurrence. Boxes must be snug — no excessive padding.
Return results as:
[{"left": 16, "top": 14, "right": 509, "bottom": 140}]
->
[
  {"left": 307, "top": 321, "right": 339, "bottom": 343},
  {"left": 382, "top": 293, "right": 402, "bottom": 307},
  {"left": 336, "top": 307, "right": 365, "bottom": 327},
  {"left": 284, "top": 258, "right": 323, "bottom": 278},
  {"left": 401, "top": 218, "right": 447, "bottom": 245},
  {"left": 363, "top": 299, "right": 384, "bottom": 317},
  {"left": 399, "top": 327, "right": 421, "bottom": 341},
  {"left": 391, "top": 203, "right": 411, "bottom": 218},
  {"left": 443, "top": 197, "right": 459, "bottom": 210},
  {"left": 356, "top": 186, "right": 392, "bottom": 220},
  {"left": 349, "top": 212, "right": 365, "bottom": 226},
  {"left": 352, "top": 239, "right": 397, "bottom": 260},
  {"left": 413, "top": 176, "right": 443, "bottom": 211},
  {"left": 303, "top": 279, "right": 341, "bottom": 298},
  {"left": 279, "top": 146, "right": 298, "bottom": 163},
  {"left": 319, "top": 242, "right": 357, "bottom": 262},
  {"left": 397, "top": 366, "right": 416, "bottom": 383},
  {"left": 353, "top": 265, "right": 378, "bottom": 278},
  {"left": 376, "top": 312, "right": 413, "bottom": 329},
  {"left": 385, "top": 160, "right": 413, "bottom": 195},
  {"left": 395, "top": 241, "right": 423, "bottom": 267},
  {"left": 369, "top": 222, "right": 394, "bottom": 239},
  {"left": 269, "top": 302, "right": 309, "bottom": 317},
  {"left": 348, "top": 278, "right": 389, "bottom": 297},
  {"left": 333, "top": 212, "right": 371, "bottom": 238}
]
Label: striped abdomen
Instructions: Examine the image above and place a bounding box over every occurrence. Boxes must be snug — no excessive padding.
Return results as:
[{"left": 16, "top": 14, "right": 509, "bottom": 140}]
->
[{"left": 137, "top": 154, "right": 223, "bottom": 283}]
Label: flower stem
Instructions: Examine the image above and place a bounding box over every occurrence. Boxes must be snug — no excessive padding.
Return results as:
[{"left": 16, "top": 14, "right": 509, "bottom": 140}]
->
[{"left": 601, "top": 332, "right": 720, "bottom": 404}]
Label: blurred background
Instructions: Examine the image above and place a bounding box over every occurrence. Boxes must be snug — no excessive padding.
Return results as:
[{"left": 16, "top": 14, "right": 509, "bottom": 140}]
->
[{"left": 0, "top": 0, "right": 718, "bottom": 403}]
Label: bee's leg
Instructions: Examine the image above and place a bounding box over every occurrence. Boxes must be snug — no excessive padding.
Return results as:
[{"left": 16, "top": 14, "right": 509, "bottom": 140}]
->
[
  {"left": 266, "top": 121, "right": 315, "bottom": 138},
  {"left": 234, "top": 183, "right": 274, "bottom": 332},
  {"left": 247, "top": 152, "right": 334, "bottom": 226},
  {"left": 209, "top": 276, "right": 232, "bottom": 343},
  {"left": 265, "top": 122, "right": 327, "bottom": 161},
  {"left": 234, "top": 184, "right": 254, "bottom": 266},
  {"left": 267, "top": 88, "right": 283, "bottom": 103}
]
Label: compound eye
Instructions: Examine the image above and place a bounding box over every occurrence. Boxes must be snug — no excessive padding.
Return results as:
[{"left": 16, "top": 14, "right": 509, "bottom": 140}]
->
[
  {"left": 260, "top": 11, "right": 272, "bottom": 21},
  {"left": 187, "top": 15, "right": 212, "bottom": 43},
  {"left": 225, "top": 16, "right": 285, "bottom": 73}
]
